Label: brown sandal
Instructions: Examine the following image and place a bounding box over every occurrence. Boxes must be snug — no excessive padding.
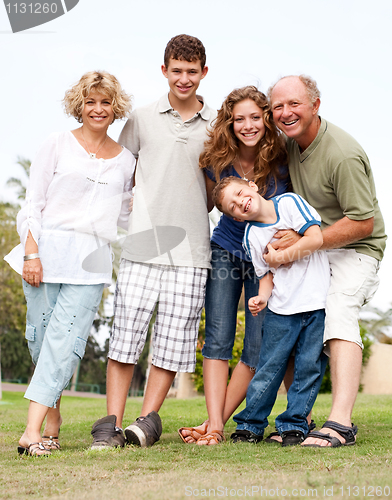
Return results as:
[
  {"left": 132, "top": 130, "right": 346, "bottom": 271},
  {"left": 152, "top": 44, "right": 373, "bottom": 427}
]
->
[
  {"left": 178, "top": 420, "right": 208, "bottom": 444},
  {"left": 197, "top": 430, "right": 225, "bottom": 445}
]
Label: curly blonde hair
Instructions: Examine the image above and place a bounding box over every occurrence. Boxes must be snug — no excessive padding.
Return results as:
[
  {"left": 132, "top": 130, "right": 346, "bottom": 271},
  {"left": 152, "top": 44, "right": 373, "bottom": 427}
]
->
[
  {"left": 63, "top": 71, "right": 132, "bottom": 123},
  {"left": 199, "top": 86, "right": 287, "bottom": 196}
]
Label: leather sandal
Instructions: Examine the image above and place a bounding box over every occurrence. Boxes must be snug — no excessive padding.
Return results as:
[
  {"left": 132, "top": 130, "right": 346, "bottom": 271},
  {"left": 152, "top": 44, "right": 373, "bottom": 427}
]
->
[
  {"left": 281, "top": 430, "right": 305, "bottom": 447},
  {"left": 266, "top": 420, "right": 316, "bottom": 443},
  {"left": 18, "top": 442, "right": 51, "bottom": 457},
  {"left": 197, "top": 430, "right": 225, "bottom": 445},
  {"left": 178, "top": 420, "right": 208, "bottom": 444},
  {"left": 302, "top": 420, "right": 358, "bottom": 448},
  {"left": 42, "top": 435, "right": 61, "bottom": 451}
]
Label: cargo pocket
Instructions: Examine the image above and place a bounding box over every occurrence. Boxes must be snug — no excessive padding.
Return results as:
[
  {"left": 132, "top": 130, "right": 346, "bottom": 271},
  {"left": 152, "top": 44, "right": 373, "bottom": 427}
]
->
[
  {"left": 25, "top": 322, "right": 36, "bottom": 341},
  {"left": 74, "top": 336, "right": 87, "bottom": 360}
]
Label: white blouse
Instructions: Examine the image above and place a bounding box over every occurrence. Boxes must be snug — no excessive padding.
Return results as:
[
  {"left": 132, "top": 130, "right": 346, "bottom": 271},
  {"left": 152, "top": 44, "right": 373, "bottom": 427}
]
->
[{"left": 5, "top": 131, "right": 136, "bottom": 286}]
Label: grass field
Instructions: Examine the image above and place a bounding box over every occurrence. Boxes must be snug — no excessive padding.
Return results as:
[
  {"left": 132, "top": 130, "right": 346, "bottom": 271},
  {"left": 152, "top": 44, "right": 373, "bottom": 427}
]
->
[{"left": 0, "top": 391, "right": 391, "bottom": 500}]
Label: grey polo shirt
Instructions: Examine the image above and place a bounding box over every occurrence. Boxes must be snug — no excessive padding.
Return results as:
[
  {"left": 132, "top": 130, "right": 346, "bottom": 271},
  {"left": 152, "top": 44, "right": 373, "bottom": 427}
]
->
[{"left": 118, "top": 94, "right": 216, "bottom": 268}]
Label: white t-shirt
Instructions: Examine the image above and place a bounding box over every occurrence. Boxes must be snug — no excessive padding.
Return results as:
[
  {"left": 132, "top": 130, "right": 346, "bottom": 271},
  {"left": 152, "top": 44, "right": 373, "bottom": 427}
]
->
[
  {"left": 5, "top": 131, "right": 136, "bottom": 286},
  {"left": 243, "top": 193, "right": 330, "bottom": 315}
]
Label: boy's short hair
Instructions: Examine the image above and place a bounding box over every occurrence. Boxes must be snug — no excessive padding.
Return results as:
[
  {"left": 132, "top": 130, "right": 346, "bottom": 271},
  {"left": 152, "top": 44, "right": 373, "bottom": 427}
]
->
[
  {"left": 164, "top": 34, "right": 206, "bottom": 69},
  {"left": 212, "top": 176, "right": 249, "bottom": 213},
  {"left": 63, "top": 70, "right": 132, "bottom": 123}
]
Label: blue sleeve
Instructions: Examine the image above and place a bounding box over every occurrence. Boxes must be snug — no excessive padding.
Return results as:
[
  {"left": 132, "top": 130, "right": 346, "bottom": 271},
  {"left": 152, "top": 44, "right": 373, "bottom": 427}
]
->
[
  {"left": 265, "top": 164, "right": 290, "bottom": 199},
  {"left": 204, "top": 166, "right": 216, "bottom": 182}
]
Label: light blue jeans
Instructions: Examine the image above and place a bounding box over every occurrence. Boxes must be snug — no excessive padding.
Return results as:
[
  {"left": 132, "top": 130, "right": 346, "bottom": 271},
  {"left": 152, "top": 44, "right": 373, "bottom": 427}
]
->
[{"left": 23, "top": 281, "right": 104, "bottom": 407}]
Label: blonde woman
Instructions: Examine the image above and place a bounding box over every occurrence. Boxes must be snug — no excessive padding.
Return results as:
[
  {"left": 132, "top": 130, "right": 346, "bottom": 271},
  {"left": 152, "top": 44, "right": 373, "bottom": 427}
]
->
[{"left": 5, "top": 71, "right": 135, "bottom": 456}]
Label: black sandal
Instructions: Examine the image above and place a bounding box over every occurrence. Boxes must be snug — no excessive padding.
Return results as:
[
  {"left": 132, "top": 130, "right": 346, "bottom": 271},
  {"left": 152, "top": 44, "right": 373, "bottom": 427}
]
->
[
  {"left": 265, "top": 420, "right": 316, "bottom": 444},
  {"left": 18, "top": 442, "right": 51, "bottom": 457},
  {"left": 302, "top": 420, "right": 358, "bottom": 448}
]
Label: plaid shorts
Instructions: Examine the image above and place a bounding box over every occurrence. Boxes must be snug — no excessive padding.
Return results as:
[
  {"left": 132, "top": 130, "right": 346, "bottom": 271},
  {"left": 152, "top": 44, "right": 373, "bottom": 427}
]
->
[{"left": 109, "top": 260, "right": 208, "bottom": 372}]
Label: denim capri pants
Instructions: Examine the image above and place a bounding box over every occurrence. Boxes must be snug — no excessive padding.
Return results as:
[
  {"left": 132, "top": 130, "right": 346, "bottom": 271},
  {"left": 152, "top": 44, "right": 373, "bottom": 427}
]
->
[
  {"left": 22, "top": 281, "right": 104, "bottom": 408},
  {"left": 202, "top": 242, "right": 265, "bottom": 369}
]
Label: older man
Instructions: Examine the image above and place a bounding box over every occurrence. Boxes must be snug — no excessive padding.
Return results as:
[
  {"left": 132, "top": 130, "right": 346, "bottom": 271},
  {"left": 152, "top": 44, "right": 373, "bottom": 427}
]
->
[{"left": 269, "top": 75, "right": 386, "bottom": 447}]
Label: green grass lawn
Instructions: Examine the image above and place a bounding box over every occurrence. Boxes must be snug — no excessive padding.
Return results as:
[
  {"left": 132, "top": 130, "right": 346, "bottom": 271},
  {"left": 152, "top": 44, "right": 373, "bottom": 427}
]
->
[{"left": 0, "top": 391, "right": 391, "bottom": 499}]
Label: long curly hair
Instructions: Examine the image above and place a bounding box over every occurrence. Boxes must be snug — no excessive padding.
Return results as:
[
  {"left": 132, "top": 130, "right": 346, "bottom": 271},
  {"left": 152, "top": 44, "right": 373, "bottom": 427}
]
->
[{"left": 200, "top": 86, "right": 287, "bottom": 195}]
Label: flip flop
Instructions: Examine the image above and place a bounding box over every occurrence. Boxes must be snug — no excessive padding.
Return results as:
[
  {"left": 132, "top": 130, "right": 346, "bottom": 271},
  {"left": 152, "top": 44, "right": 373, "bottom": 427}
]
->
[
  {"left": 178, "top": 420, "right": 208, "bottom": 444},
  {"left": 17, "top": 442, "right": 51, "bottom": 457},
  {"left": 197, "top": 430, "right": 225, "bottom": 445},
  {"left": 302, "top": 420, "right": 358, "bottom": 448}
]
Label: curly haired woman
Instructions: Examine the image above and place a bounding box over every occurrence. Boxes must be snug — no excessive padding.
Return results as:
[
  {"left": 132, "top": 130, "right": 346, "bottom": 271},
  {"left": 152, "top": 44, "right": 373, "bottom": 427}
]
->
[{"left": 179, "top": 86, "right": 289, "bottom": 445}]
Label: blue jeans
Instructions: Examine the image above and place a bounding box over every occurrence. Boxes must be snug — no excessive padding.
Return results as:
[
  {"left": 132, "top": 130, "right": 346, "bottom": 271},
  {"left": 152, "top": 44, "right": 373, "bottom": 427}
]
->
[
  {"left": 23, "top": 281, "right": 104, "bottom": 407},
  {"left": 234, "top": 308, "right": 327, "bottom": 436},
  {"left": 202, "top": 242, "right": 265, "bottom": 369}
]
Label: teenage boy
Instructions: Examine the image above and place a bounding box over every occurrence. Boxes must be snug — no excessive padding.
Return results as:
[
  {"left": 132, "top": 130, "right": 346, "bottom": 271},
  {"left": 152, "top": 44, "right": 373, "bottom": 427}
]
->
[
  {"left": 213, "top": 176, "right": 330, "bottom": 446},
  {"left": 91, "top": 34, "right": 215, "bottom": 448}
]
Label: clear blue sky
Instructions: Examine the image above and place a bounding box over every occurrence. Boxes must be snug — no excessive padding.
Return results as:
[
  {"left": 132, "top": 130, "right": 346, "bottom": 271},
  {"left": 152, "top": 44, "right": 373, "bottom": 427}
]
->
[{"left": 1, "top": 0, "right": 391, "bottom": 309}]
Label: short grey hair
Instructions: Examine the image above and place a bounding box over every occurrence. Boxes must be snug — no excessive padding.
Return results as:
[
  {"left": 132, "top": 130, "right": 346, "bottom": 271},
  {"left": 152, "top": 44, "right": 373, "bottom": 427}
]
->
[{"left": 268, "top": 74, "right": 321, "bottom": 104}]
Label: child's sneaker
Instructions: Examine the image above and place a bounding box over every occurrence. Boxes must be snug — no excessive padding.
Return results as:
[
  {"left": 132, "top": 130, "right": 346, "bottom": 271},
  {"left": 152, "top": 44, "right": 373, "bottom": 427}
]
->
[
  {"left": 91, "top": 415, "right": 125, "bottom": 448},
  {"left": 124, "top": 411, "right": 162, "bottom": 447},
  {"left": 230, "top": 430, "right": 263, "bottom": 443}
]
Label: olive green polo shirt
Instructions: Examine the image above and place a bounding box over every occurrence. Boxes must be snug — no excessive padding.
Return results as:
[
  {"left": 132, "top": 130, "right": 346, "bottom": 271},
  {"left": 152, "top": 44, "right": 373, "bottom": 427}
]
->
[{"left": 287, "top": 117, "right": 386, "bottom": 261}]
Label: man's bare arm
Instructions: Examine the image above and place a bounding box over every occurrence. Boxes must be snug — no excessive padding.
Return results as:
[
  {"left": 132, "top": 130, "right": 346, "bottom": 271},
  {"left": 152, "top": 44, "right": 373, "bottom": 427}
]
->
[
  {"left": 320, "top": 216, "right": 374, "bottom": 250},
  {"left": 271, "top": 216, "right": 374, "bottom": 253},
  {"left": 264, "top": 224, "right": 323, "bottom": 268}
]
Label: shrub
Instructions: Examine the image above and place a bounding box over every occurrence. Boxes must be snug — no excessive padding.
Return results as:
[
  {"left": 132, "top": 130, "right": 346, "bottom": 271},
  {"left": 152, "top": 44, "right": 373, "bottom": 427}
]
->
[{"left": 192, "top": 309, "right": 246, "bottom": 393}]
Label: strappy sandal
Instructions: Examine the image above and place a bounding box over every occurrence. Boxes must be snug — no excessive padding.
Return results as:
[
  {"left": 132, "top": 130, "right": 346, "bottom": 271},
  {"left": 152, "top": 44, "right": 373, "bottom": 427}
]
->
[
  {"left": 18, "top": 442, "right": 51, "bottom": 457},
  {"left": 302, "top": 420, "right": 358, "bottom": 448},
  {"left": 178, "top": 420, "right": 208, "bottom": 444},
  {"left": 197, "top": 430, "right": 225, "bottom": 445},
  {"left": 42, "top": 435, "right": 61, "bottom": 451},
  {"left": 266, "top": 420, "right": 316, "bottom": 443}
]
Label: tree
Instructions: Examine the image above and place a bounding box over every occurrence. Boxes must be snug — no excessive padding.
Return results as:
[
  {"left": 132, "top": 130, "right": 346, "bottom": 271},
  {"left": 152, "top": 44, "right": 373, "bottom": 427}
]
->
[
  {"left": 360, "top": 305, "right": 392, "bottom": 344},
  {"left": 0, "top": 202, "right": 32, "bottom": 382},
  {"left": 6, "top": 157, "right": 30, "bottom": 200}
]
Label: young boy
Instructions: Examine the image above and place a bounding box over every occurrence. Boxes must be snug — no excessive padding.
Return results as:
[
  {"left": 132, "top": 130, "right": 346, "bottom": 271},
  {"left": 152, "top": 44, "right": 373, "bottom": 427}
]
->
[
  {"left": 213, "top": 176, "right": 330, "bottom": 446},
  {"left": 91, "top": 35, "right": 215, "bottom": 448}
]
